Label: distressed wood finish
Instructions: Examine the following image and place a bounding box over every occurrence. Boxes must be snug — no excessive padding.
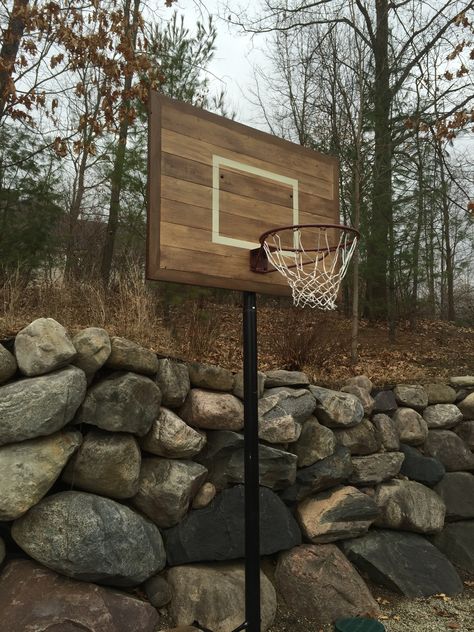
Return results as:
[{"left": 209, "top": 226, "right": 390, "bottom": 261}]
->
[{"left": 147, "top": 92, "right": 340, "bottom": 295}]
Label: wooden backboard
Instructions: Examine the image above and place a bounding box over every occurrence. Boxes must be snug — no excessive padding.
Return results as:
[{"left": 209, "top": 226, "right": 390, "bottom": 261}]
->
[{"left": 147, "top": 92, "right": 340, "bottom": 295}]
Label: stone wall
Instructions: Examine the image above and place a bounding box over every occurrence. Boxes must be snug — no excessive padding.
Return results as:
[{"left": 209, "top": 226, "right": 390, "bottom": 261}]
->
[{"left": 0, "top": 317, "right": 473, "bottom": 632}]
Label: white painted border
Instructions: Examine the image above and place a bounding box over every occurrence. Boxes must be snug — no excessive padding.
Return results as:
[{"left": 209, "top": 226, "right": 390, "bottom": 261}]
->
[{"left": 212, "top": 155, "right": 299, "bottom": 249}]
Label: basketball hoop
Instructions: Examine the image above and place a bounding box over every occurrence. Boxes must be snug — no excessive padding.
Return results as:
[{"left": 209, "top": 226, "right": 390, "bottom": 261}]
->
[{"left": 250, "top": 224, "right": 359, "bottom": 310}]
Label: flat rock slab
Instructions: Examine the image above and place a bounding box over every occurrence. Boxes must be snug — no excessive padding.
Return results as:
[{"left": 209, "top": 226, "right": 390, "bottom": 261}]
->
[
  {"left": 423, "top": 404, "right": 463, "bottom": 429},
  {"left": 0, "top": 366, "right": 86, "bottom": 446},
  {"left": 450, "top": 375, "right": 474, "bottom": 388},
  {"left": 0, "top": 431, "right": 82, "bottom": 521},
  {"left": 399, "top": 443, "right": 445, "bottom": 487},
  {"left": 0, "top": 559, "right": 159, "bottom": 632},
  {"left": 12, "top": 491, "right": 166, "bottom": 586},
  {"left": 349, "top": 452, "right": 405, "bottom": 486},
  {"left": 341, "top": 529, "right": 463, "bottom": 597},
  {"left": 275, "top": 544, "right": 379, "bottom": 624},
  {"left": 265, "top": 369, "right": 310, "bottom": 388},
  {"left": 180, "top": 389, "right": 244, "bottom": 431},
  {"left": 393, "top": 384, "right": 428, "bottom": 410},
  {"left": 434, "top": 472, "right": 474, "bottom": 520},
  {"left": 432, "top": 521, "right": 474, "bottom": 574},
  {"left": 164, "top": 485, "right": 301, "bottom": 565},
  {"left": 423, "top": 429, "right": 474, "bottom": 471},
  {"left": 296, "top": 485, "right": 379, "bottom": 543},
  {"left": 106, "top": 336, "right": 159, "bottom": 375},
  {"left": 310, "top": 386, "right": 364, "bottom": 427},
  {"left": 14, "top": 317, "right": 76, "bottom": 376},
  {"left": 156, "top": 359, "right": 190, "bottom": 408},
  {"left": 167, "top": 563, "right": 276, "bottom": 632},
  {"left": 188, "top": 362, "right": 234, "bottom": 391}
]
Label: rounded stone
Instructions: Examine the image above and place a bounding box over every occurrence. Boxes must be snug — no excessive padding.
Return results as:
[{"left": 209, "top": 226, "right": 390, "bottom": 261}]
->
[
  {"left": 343, "top": 375, "right": 373, "bottom": 392},
  {"left": 425, "top": 383, "right": 457, "bottom": 405},
  {"left": 340, "top": 385, "right": 374, "bottom": 416},
  {"left": 156, "top": 359, "right": 190, "bottom": 408},
  {"left": 458, "top": 392, "right": 474, "bottom": 419},
  {"left": 106, "top": 337, "right": 159, "bottom": 376},
  {"left": 144, "top": 574, "right": 172, "bottom": 608},
  {"left": 423, "top": 404, "right": 463, "bottom": 429},
  {"left": 0, "top": 344, "right": 17, "bottom": 384},
  {"left": 140, "top": 408, "right": 206, "bottom": 459},
  {"left": 72, "top": 327, "right": 111, "bottom": 378},
  {"left": 188, "top": 362, "right": 234, "bottom": 391},
  {"left": 179, "top": 389, "right": 244, "bottom": 431},
  {"left": 393, "top": 384, "right": 428, "bottom": 410},
  {"left": 14, "top": 317, "right": 76, "bottom": 376},
  {"left": 192, "top": 482, "right": 217, "bottom": 509},
  {"left": 11, "top": 491, "right": 166, "bottom": 586},
  {"left": 392, "top": 407, "right": 428, "bottom": 445}
]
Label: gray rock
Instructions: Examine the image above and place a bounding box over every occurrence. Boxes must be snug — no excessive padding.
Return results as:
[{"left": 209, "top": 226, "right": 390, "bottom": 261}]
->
[
  {"left": 0, "top": 431, "right": 81, "bottom": 521},
  {"left": 454, "top": 420, "right": 474, "bottom": 448},
  {"left": 393, "top": 384, "right": 428, "bottom": 410},
  {"left": 424, "top": 429, "right": 474, "bottom": 471},
  {"left": 14, "top": 317, "right": 76, "bottom": 376},
  {"left": 144, "top": 574, "right": 172, "bottom": 608},
  {"left": 192, "top": 482, "right": 216, "bottom": 509},
  {"left": 340, "top": 385, "right": 374, "bottom": 416},
  {"left": 156, "top": 359, "right": 190, "bottom": 408},
  {"left": 188, "top": 362, "right": 234, "bottom": 391},
  {"left": 233, "top": 369, "right": 266, "bottom": 399},
  {"left": 432, "top": 521, "right": 474, "bottom": 574},
  {"left": 423, "top": 404, "right": 463, "bottom": 429},
  {"left": 373, "top": 390, "right": 398, "bottom": 415},
  {"left": 290, "top": 416, "right": 336, "bottom": 467},
  {"left": 343, "top": 375, "right": 373, "bottom": 391},
  {"left": 179, "top": 389, "right": 244, "bottom": 431},
  {"left": 280, "top": 446, "right": 352, "bottom": 504},
  {"left": 296, "top": 485, "right": 379, "bottom": 543},
  {"left": 309, "top": 385, "right": 364, "bottom": 428},
  {"left": 12, "top": 491, "right": 166, "bottom": 586},
  {"left": 341, "top": 530, "right": 463, "bottom": 597},
  {"left": 275, "top": 544, "right": 379, "bottom": 623},
  {"left": 349, "top": 452, "right": 405, "bottom": 485},
  {"left": 0, "top": 366, "right": 86, "bottom": 446},
  {"left": 72, "top": 327, "right": 111, "bottom": 379},
  {"left": 399, "top": 443, "right": 445, "bottom": 487},
  {"left": 374, "top": 479, "right": 445, "bottom": 533},
  {"left": 334, "top": 418, "right": 380, "bottom": 455},
  {"left": 0, "top": 559, "right": 160, "bottom": 632},
  {"left": 265, "top": 369, "right": 309, "bottom": 388},
  {"left": 167, "top": 563, "right": 276, "bottom": 632},
  {"left": 372, "top": 413, "right": 400, "bottom": 451},
  {"left": 425, "top": 383, "right": 457, "bottom": 405},
  {"left": 434, "top": 472, "right": 474, "bottom": 521},
  {"left": 450, "top": 375, "right": 474, "bottom": 388},
  {"left": 62, "top": 430, "right": 141, "bottom": 499},
  {"left": 140, "top": 408, "right": 206, "bottom": 459},
  {"left": 392, "top": 407, "right": 428, "bottom": 445},
  {"left": 262, "top": 387, "right": 316, "bottom": 424},
  {"left": 164, "top": 485, "right": 301, "bottom": 565},
  {"left": 196, "top": 430, "right": 297, "bottom": 491},
  {"left": 458, "top": 392, "right": 474, "bottom": 418},
  {"left": 76, "top": 371, "right": 161, "bottom": 436},
  {"left": 106, "top": 336, "right": 158, "bottom": 375},
  {"left": 259, "top": 412, "right": 301, "bottom": 444},
  {"left": 132, "top": 458, "right": 207, "bottom": 528},
  {"left": 0, "top": 344, "right": 16, "bottom": 384}
]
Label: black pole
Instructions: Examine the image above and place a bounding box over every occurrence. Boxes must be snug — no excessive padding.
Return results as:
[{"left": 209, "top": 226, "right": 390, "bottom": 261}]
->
[{"left": 243, "top": 291, "right": 260, "bottom": 632}]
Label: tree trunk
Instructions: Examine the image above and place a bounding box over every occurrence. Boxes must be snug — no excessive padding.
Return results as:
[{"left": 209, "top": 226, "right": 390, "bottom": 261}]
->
[
  {"left": 0, "top": 0, "right": 29, "bottom": 120},
  {"left": 437, "top": 142, "right": 455, "bottom": 321}
]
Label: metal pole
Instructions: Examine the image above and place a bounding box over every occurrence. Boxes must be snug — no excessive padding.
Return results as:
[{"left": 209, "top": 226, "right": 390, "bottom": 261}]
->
[{"left": 243, "top": 290, "right": 260, "bottom": 632}]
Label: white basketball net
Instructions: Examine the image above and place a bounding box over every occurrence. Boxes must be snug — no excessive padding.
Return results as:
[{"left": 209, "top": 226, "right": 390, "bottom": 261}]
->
[{"left": 263, "top": 227, "right": 358, "bottom": 310}]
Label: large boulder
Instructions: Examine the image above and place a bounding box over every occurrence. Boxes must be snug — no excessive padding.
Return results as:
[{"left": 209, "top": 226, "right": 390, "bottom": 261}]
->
[
  {"left": 156, "top": 359, "right": 190, "bottom": 408},
  {"left": 374, "top": 479, "right": 445, "bottom": 533},
  {"left": 76, "top": 372, "right": 161, "bottom": 436},
  {"left": 399, "top": 443, "right": 445, "bottom": 487},
  {"left": 425, "top": 383, "right": 457, "bottom": 405},
  {"left": 434, "top": 472, "right": 474, "bottom": 521},
  {"left": 432, "top": 521, "right": 474, "bottom": 574},
  {"left": 280, "top": 446, "right": 352, "bottom": 504},
  {"left": 296, "top": 486, "right": 379, "bottom": 543},
  {"left": 167, "top": 563, "right": 276, "bottom": 632},
  {"left": 290, "top": 416, "right": 336, "bottom": 467},
  {"left": 334, "top": 418, "right": 380, "bottom": 455},
  {"left": 14, "top": 317, "right": 76, "bottom": 376},
  {"left": 106, "top": 336, "right": 158, "bottom": 375},
  {"left": 180, "top": 389, "right": 244, "bottom": 430},
  {"left": 372, "top": 413, "right": 400, "bottom": 451},
  {"left": 265, "top": 369, "right": 309, "bottom": 388},
  {"left": 140, "top": 408, "right": 206, "bottom": 459},
  {"left": 458, "top": 392, "right": 474, "bottom": 418},
  {"left": 62, "top": 430, "right": 141, "bottom": 499},
  {"left": 72, "top": 327, "right": 111, "bottom": 380},
  {"left": 423, "top": 404, "right": 463, "bottom": 429},
  {"left": 262, "top": 387, "right": 316, "bottom": 423},
  {"left": 0, "top": 431, "right": 82, "bottom": 521},
  {"left": 341, "top": 530, "right": 463, "bottom": 597},
  {"left": 454, "top": 420, "right": 474, "bottom": 448},
  {"left": 310, "top": 386, "right": 363, "bottom": 427},
  {"left": 372, "top": 390, "right": 397, "bottom": 415},
  {"left": 392, "top": 407, "right": 428, "bottom": 445},
  {"left": 275, "top": 544, "right": 379, "bottom": 624},
  {"left": 349, "top": 452, "right": 405, "bottom": 485},
  {"left": 164, "top": 485, "right": 301, "bottom": 565},
  {"left": 423, "top": 429, "right": 474, "bottom": 471},
  {"left": 196, "top": 430, "right": 297, "bottom": 491},
  {"left": 393, "top": 384, "right": 428, "bottom": 410},
  {"left": 132, "top": 458, "right": 207, "bottom": 528},
  {"left": 0, "top": 559, "right": 160, "bottom": 632},
  {"left": 0, "top": 366, "right": 86, "bottom": 446},
  {"left": 188, "top": 362, "right": 234, "bottom": 391},
  {"left": 0, "top": 344, "right": 16, "bottom": 384},
  {"left": 12, "top": 491, "right": 166, "bottom": 586}
]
